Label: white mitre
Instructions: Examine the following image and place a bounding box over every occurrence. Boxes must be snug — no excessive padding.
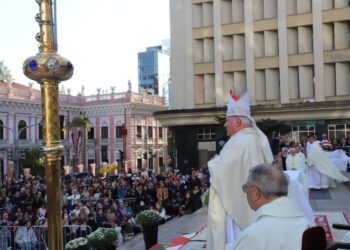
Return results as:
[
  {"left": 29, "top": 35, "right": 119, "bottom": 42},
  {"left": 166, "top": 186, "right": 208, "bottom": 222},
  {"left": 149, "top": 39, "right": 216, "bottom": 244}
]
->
[
  {"left": 226, "top": 90, "right": 273, "bottom": 163},
  {"left": 226, "top": 91, "right": 251, "bottom": 118}
]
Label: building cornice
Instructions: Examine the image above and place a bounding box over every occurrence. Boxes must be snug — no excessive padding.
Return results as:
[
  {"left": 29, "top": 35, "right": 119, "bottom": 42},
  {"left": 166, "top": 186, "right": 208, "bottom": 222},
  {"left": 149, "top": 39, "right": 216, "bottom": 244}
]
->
[
  {"left": 0, "top": 99, "right": 41, "bottom": 113},
  {"left": 154, "top": 100, "right": 350, "bottom": 126}
]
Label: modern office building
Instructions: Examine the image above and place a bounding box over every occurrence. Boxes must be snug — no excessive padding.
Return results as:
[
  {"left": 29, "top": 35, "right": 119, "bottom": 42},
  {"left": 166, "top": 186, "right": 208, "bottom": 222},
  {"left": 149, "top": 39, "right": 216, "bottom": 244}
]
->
[
  {"left": 138, "top": 46, "right": 170, "bottom": 96},
  {"left": 155, "top": 0, "right": 350, "bottom": 169},
  {"left": 0, "top": 80, "right": 168, "bottom": 179}
]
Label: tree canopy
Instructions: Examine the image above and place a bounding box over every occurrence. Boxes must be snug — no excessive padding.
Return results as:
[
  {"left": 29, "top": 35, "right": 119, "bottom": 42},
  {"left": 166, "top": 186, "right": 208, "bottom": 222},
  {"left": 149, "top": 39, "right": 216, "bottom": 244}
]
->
[
  {"left": 256, "top": 118, "right": 290, "bottom": 137},
  {"left": 68, "top": 116, "right": 90, "bottom": 130},
  {"left": 20, "top": 147, "right": 45, "bottom": 176},
  {"left": 215, "top": 115, "right": 290, "bottom": 138}
]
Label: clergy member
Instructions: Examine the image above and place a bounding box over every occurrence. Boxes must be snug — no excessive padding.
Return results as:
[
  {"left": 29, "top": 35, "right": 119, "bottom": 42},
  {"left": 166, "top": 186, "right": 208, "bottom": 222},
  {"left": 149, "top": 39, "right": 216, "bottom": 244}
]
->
[
  {"left": 227, "top": 164, "right": 310, "bottom": 250},
  {"left": 207, "top": 91, "right": 273, "bottom": 250},
  {"left": 286, "top": 148, "right": 305, "bottom": 171},
  {"left": 306, "top": 134, "right": 348, "bottom": 189},
  {"left": 295, "top": 145, "right": 306, "bottom": 165}
]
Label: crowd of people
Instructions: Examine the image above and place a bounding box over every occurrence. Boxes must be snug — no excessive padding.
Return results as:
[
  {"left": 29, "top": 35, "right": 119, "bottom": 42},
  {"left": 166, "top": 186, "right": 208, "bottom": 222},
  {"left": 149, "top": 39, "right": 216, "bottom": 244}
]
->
[
  {"left": 0, "top": 168, "right": 209, "bottom": 248},
  {"left": 271, "top": 133, "right": 350, "bottom": 171}
]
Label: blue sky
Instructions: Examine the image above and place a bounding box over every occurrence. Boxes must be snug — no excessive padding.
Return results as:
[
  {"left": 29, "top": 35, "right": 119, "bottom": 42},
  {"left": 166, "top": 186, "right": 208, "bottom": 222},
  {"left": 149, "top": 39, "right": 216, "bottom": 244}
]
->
[{"left": 0, "top": 0, "right": 170, "bottom": 95}]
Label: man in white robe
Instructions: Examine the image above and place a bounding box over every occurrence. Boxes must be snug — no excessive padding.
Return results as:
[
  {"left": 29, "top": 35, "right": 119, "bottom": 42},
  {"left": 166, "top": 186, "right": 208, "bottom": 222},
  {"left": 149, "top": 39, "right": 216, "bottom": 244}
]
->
[
  {"left": 286, "top": 148, "right": 306, "bottom": 171},
  {"left": 306, "top": 135, "right": 348, "bottom": 189},
  {"left": 295, "top": 146, "right": 306, "bottom": 164},
  {"left": 227, "top": 164, "right": 310, "bottom": 250},
  {"left": 207, "top": 91, "right": 273, "bottom": 250}
]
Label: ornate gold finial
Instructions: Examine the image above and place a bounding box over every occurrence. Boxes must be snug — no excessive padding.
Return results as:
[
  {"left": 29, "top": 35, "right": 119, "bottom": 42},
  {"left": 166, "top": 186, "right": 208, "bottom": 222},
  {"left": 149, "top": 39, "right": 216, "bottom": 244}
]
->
[{"left": 23, "top": 0, "right": 74, "bottom": 83}]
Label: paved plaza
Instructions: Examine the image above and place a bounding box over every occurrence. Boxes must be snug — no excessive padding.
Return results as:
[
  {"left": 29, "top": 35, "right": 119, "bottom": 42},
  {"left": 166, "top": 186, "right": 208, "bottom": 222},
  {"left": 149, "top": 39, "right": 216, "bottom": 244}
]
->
[{"left": 120, "top": 172, "right": 350, "bottom": 250}]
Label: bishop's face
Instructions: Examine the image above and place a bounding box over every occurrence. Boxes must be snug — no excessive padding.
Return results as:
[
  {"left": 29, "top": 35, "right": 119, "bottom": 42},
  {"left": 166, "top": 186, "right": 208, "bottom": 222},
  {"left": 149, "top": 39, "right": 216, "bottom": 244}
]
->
[{"left": 224, "top": 116, "right": 239, "bottom": 137}]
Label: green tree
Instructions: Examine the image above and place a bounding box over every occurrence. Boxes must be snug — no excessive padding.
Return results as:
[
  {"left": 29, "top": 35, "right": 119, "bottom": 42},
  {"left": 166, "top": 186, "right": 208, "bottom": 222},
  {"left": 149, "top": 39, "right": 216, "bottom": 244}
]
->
[
  {"left": 20, "top": 147, "right": 45, "bottom": 176},
  {"left": 256, "top": 118, "right": 290, "bottom": 138},
  {"left": 69, "top": 114, "right": 90, "bottom": 169},
  {"left": 214, "top": 115, "right": 226, "bottom": 125},
  {"left": 215, "top": 115, "right": 290, "bottom": 138}
]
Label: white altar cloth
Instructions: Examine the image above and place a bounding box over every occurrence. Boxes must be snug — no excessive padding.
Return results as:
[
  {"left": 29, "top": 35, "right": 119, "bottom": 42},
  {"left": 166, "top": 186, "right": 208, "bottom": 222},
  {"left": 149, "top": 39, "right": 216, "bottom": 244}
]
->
[
  {"left": 326, "top": 150, "right": 349, "bottom": 172},
  {"left": 285, "top": 170, "right": 315, "bottom": 226}
]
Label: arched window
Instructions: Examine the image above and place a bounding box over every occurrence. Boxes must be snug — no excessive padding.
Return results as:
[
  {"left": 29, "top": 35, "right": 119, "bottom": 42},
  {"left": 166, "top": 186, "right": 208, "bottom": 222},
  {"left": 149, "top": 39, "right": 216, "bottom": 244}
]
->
[
  {"left": 18, "top": 120, "right": 27, "bottom": 140},
  {"left": 0, "top": 120, "right": 3, "bottom": 140}
]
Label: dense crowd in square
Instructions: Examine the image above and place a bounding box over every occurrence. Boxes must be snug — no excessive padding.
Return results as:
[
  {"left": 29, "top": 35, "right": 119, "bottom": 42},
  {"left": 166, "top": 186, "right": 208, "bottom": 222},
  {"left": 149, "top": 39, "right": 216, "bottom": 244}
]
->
[{"left": 0, "top": 167, "right": 209, "bottom": 248}]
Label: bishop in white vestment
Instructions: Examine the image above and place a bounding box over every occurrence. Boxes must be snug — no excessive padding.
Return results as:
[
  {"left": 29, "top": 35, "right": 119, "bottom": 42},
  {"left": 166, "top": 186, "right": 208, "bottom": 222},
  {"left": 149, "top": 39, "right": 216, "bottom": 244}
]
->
[{"left": 207, "top": 91, "right": 273, "bottom": 250}]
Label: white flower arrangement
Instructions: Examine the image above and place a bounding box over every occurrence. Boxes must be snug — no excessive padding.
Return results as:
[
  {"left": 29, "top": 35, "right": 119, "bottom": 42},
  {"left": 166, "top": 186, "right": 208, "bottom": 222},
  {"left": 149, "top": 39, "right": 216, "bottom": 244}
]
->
[
  {"left": 136, "top": 209, "right": 162, "bottom": 226},
  {"left": 65, "top": 237, "right": 88, "bottom": 250},
  {"left": 87, "top": 228, "right": 116, "bottom": 250}
]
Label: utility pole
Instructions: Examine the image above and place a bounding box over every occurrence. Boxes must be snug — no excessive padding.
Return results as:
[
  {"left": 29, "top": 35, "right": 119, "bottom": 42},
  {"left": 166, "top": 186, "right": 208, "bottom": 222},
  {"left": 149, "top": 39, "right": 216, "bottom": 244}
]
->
[
  {"left": 66, "top": 110, "right": 70, "bottom": 166},
  {"left": 122, "top": 107, "right": 127, "bottom": 172},
  {"left": 82, "top": 111, "right": 87, "bottom": 172},
  {"left": 145, "top": 126, "right": 148, "bottom": 171}
]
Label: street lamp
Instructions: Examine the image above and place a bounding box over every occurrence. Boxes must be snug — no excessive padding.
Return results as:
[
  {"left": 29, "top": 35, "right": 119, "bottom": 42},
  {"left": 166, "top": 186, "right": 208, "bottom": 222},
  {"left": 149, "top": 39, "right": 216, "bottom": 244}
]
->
[
  {"left": 144, "top": 127, "right": 148, "bottom": 170},
  {"left": 0, "top": 120, "right": 42, "bottom": 177},
  {"left": 66, "top": 110, "right": 71, "bottom": 167}
]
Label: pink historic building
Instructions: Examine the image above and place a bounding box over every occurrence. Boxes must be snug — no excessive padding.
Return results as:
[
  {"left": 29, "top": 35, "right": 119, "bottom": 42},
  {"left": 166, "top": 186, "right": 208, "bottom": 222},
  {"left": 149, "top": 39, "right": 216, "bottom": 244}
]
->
[{"left": 0, "top": 80, "right": 169, "bottom": 178}]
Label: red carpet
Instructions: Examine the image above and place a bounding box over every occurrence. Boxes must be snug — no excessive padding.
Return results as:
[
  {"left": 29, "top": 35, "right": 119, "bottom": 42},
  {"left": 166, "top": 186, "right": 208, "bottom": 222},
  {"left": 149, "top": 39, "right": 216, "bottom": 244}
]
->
[{"left": 315, "top": 212, "right": 350, "bottom": 242}]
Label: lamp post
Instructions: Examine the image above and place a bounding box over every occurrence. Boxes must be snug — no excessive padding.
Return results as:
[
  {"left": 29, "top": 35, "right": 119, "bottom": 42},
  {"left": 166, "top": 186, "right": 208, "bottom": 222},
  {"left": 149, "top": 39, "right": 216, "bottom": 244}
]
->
[
  {"left": 0, "top": 121, "right": 42, "bottom": 177},
  {"left": 66, "top": 110, "right": 71, "bottom": 167},
  {"left": 81, "top": 111, "right": 87, "bottom": 172},
  {"left": 23, "top": 0, "right": 73, "bottom": 249},
  {"left": 145, "top": 127, "right": 148, "bottom": 170}
]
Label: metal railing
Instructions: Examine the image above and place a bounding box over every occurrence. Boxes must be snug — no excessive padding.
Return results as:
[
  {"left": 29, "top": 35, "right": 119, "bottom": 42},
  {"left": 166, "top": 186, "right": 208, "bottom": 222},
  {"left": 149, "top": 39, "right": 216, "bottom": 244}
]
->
[
  {"left": 0, "top": 139, "right": 8, "bottom": 147},
  {"left": 86, "top": 139, "right": 96, "bottom": 146},
  {"left": 100, "top": 139, "right": 109, "bottom": 145},
  {"left": 0, "top": 225, "right": 92, "bottom": 249},
  {"left": 18, "top": 139, "right": 33, "bottom": 147},
  {"left": 115, "top": 138, "right": 123, "bottom": 144}
]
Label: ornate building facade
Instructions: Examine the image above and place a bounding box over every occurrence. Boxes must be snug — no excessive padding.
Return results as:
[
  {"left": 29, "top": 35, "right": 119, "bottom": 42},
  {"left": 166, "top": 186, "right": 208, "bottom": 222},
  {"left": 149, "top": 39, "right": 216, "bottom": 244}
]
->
[{"left": 0, "top": 80, "right": 168, "bottom": 178}]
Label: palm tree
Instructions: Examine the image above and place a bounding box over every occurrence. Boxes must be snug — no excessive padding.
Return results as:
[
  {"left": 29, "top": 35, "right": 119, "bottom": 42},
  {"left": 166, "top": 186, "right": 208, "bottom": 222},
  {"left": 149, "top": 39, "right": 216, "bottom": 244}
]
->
[
  {"left": 68, "top": 114, "right": 90, "bottom": 171},
  {"left": 0, "top": 61, "right": 14, "bottom": 83}
]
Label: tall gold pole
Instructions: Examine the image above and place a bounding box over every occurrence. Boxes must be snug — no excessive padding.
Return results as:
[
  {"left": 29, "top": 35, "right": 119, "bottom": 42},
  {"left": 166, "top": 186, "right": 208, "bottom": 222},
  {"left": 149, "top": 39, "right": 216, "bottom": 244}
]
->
[{"left": 23, "top": 0, "right": 73, "bottom": 249}]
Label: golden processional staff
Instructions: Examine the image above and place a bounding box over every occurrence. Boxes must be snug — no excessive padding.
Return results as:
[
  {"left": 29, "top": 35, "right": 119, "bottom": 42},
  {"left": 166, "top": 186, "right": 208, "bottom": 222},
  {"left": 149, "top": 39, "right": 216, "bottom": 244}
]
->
[{"left": 23, "top": 0, "right": 73, "bottom": 249}]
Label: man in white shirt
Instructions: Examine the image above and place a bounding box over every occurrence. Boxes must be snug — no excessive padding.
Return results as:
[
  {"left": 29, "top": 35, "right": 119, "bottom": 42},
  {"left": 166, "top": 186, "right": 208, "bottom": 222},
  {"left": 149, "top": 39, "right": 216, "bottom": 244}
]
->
[
  {"left": 227, "top": 164, "right": 310, "bottom": 250},
  {"left": 15, "top": 220, "right": 46, "bottom": 250}
]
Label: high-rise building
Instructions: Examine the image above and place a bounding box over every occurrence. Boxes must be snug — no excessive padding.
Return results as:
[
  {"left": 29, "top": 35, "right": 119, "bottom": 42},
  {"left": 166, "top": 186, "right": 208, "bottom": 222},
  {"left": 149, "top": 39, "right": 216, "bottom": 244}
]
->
[
  {"left": 155, "top": 0, "right": 350, "bottom": 170},
  {"left": 138, "top": 46, "right": 170, "bottom": 95}
]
